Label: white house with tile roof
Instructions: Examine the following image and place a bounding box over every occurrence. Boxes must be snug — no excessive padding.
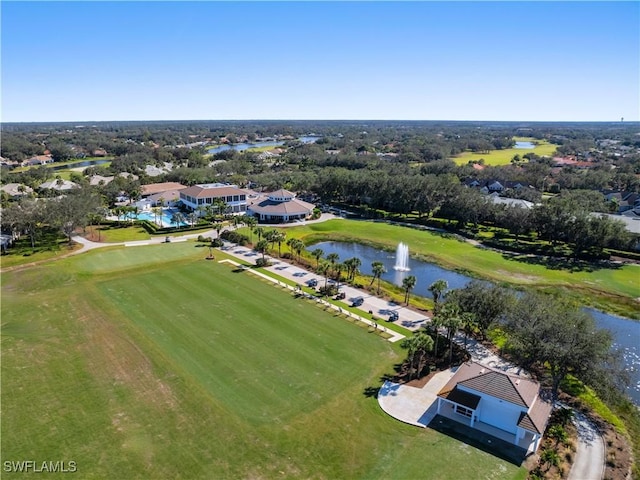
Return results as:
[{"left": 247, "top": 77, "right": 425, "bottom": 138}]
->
[{"left": 437, "top": 362, "right": 552, "bottom": 452}]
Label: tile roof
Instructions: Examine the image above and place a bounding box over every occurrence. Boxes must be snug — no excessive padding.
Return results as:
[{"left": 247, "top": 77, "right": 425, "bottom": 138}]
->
[
  {"left": 517, "top": 397, "right": 553, "bottom": 434},
  {"left": 438, "top": 387, "right": 481, "bottom": 410},
  {"left": 438, "top": 362, "right": 539, "bottom": 408},
  {"left": 141, "top": 182, "right": 187, "bottom": 196},
  {"left": 180, "top": 185, "right": 250, "bottom": 199},
  {"left": 248, "top": 198, "right": 314, "bottom": 216}
]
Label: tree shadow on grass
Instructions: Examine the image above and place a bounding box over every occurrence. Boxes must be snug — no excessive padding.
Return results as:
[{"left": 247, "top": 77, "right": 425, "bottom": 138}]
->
[
  {"left": 502, "top": 253, "right": 622, "bottom": 273},
  {"left": 362, "top": 372, "right": 397, "bottom": 398}
]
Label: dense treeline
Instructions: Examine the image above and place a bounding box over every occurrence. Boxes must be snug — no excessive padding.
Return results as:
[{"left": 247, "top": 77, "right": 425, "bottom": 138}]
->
[{"left": 2, "top": 121, "right": 638, "bottom": 258}]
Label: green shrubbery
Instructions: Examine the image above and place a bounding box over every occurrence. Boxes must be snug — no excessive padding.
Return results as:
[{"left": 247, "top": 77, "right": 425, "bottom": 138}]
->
[{"left": 220, "top": 230, "right": 249, "bottom": 246}]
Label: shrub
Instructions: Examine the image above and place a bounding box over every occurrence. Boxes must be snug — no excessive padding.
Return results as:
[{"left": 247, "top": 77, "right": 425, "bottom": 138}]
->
[
  {"left": 220, "top": 230, "right": 249, "bottom": 246},
  {"left": 255, "top": 258, "right": 271, "bottom": 267}
]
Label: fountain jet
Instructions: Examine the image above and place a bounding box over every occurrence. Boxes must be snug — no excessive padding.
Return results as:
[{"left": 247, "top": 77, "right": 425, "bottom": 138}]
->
[{"left": 394, "top": 242, "right": 410, "bottom": 271}]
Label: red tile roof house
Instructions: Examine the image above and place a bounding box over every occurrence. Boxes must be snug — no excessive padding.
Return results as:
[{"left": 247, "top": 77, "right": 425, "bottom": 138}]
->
[
  {"left": 179, "top": 183, "right": 250, "bottom": 214},
  {"left": 436, "top": 362, "right": 552, "bottom": 454},
  {"left": 247, "top": 189, "right": 315, "bottom": 223}
]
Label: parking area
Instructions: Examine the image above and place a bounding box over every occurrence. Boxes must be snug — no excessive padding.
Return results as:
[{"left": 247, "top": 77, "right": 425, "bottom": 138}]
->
[{"left": 221, "top": 244, "right": 431, "bottom": 331}]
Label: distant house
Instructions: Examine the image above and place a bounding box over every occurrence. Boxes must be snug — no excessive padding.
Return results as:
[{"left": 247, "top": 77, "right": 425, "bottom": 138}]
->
[
  {"left": 488, "top": 193, "right": 534, "bottom": 209},
  {"left": 437, "top": 362, "right": 552, "bottom": 453},
  {"left": 39, "top": 179, "right": 78, "bottom": 191},
  {"left": 89, "top": 175, "right": 115, "bottom": 186},
  {"left": 22, "top": 155, "right": 53, "bottom": 167},
  {"left": 179, "top": 183, "right": 249, "bottom": 214},
  {"left": 0, "top": 183, "right": 33, "bottom": 198},
  {"left": 247, "top": 189, "right": 315, "bottom": 223}
]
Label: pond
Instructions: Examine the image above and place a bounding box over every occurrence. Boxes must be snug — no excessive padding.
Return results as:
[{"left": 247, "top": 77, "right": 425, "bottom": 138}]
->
[
  {"left": 514, "top": 141, "right": 535, "bottom": 149},
  {"left": 309, "top": 241, "right": 640, "bottom": 405},
  {"left": 49, "top": 159, "right": 109, "bottom": 171},
  {"left": 207, "top": 135, "right": 320, "bottom": 154}
]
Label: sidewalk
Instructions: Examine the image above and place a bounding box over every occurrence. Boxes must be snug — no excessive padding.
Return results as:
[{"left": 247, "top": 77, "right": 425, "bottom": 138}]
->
[
  {"left": 221, "top": 243, "right": 405, "bottom": 342},
  {"left": 220, "top": 243, "right": 430, "bottom": 330}
]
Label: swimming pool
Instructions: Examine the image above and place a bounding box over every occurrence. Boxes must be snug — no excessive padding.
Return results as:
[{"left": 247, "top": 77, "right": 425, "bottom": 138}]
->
[{"left": 136, "top": 208, "right": 189, "bottom": 227}]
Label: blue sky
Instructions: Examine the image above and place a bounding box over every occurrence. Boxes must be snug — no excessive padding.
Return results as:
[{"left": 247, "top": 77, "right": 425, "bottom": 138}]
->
[{"left": 2, "top": 1, "right": 639, "bottom": 122}]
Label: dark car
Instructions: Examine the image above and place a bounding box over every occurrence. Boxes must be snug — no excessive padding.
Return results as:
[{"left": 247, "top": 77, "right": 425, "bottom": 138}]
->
[
  {"left": 351, "top": 297, "right": 364, "bottom": 307},
  {"left": 307, "top": 278, "right": 318, "bottom": 287},
  {"left": 388, "top": 311, "right": 399, "bottom": 322},
  {"left": 335, "top": 292, "right": 346, "bottom": 300}
]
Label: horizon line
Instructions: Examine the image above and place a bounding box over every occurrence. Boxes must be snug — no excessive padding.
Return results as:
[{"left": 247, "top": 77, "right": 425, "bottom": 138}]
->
[{"left": 3, "top": 118, "right": 638, "bottom": 125}]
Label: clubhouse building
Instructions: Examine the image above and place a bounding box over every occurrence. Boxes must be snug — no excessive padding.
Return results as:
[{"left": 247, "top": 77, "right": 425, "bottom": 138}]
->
[
  {"left": 247, "top": 189, "right": 315, "bottom": 223},
  {"left": 179, "top": 183, "right": 250, "bottom": 214}
]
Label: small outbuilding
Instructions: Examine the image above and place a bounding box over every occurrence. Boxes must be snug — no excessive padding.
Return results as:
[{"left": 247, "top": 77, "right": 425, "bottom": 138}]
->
[{"left": 436, "top": 362, "right": 552, "bottom": 453}]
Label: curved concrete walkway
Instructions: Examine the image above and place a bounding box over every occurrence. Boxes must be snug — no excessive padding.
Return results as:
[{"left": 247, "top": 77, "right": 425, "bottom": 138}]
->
[{"left": 568, "top": 411, "right": 606, "bottom": 480}]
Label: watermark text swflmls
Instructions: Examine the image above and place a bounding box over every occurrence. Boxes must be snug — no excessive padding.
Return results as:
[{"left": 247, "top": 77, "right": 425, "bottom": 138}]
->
[{"left": 3, "top": 461, "right": 77, "bottom": 473}]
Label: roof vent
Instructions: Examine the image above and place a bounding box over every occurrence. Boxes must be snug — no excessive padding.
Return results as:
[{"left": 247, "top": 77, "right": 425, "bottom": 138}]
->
[
  {"left": 479, "top": 368, "right": 485, "bottom": 374},
  {"left": 515, "top": 379, "right": 521, "bottom": 385}
]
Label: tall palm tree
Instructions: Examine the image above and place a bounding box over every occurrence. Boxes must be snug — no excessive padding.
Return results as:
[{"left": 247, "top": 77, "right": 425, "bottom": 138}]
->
[
  {"left": 334, "top": 262, "right": 346, "bottom": 290},
  {"left": 212, "top": 222, "right": 223, "bottom": 239},
  {"left": 244, "top": 215, "right": 257, "bottom": 242},
  {"left": 213, "top": 197, "right": 227, "bottom": 218},
  {"left": 264, "top": 229, "right": 280, "bottom": 254},
  {"left": 317, "top": 261, "right": 331, "bottom": 291},
  {"left": 292, "top": 239, "right": 305, "bottom": 262},
  {"left": 436, "top": 303, "right": 463, "bottom": 365},
  {"left": 254, "top": 226, "right": 265, "bottom": 243},
  {"left": 428, "top": 279, "right": 448, "bottom": 307},
  {"left": 170, "top": 211, "right": 185, "bottom": 230},
  {"left": 311, "top": 248, "right": 324, "bottom": 268},
  {"left": 461, "top": 312, "right": 478, "bottom": 349},
  {"left": 402, "top": 275, "right": 417, "bottom": 305},
  {"left": 187, "top": 211, "right": 198, "bottom": 227},
  {"left": 370, "top": 261, "right": 386, "bottom": 295},
  {"left": 273, "top": 231, "right": 286, "bottom": 257},
  {"left": 345, "top": 257, "right": 361, "bottom": 282},
  {"left": 151, "top": 206, "right": 162, "bottom": 226},
  {"left": 255, "top": 239, "right": 269, "bottom": 261},
  {"left": 400, "top": 333, "right": 434, "bottom": 379},
  {"left": 326, "top": 252, "right": 339, "bottom": 276}
]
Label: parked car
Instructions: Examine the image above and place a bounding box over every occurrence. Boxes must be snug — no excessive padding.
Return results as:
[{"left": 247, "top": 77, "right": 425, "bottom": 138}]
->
[
  {"left": 351, "top": 296, "right": 364, "bottom": 307},
  {"left": 334, "top": 292, "right": 346, "bottom": 300},
  {"left": 388, "top": 311, "right": 399, "bottom": 322},
  {"left": 307, "top": 278, "right": 318, "bottom": 287}
]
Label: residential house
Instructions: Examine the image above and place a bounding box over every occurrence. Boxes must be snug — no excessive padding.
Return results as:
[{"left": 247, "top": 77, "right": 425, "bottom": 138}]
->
[
  {"left": 0, "top": 183, "right": 34, "bottom": 198},
  {"left": 89, "top": 175, "right": 115, "bottom": 186},
  {"left": 247, "top": 189, "right": 315, "bottom": 223},
  {"left": 22, "top": 155, "right": 53, "bottom": 167},
  {"left": 437, "top": 362, "right": 552, "bottom": 453},
  {"left": 179, "top": 183, "right": 249, "bottom": 214},
  {"left": 39, "top": 179, "right": 79, "bottom": 192}
]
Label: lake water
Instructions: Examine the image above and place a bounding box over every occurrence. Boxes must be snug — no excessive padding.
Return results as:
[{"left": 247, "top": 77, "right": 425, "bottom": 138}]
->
[
  {"left": 50, "top": 159, "right": 109, "bottom": 171},
  {"left": 309, "top": 240, "right": 640, "bottom": 404},
  {"left": 514, "top": 141, "right": 535, "bottom": 149},
  {"left": 207, "top": 135, "right": 320, "bottom": 154}
]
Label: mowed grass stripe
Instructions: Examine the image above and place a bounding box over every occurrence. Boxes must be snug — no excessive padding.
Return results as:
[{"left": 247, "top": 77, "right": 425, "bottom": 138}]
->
[
  {"left": 2, "top": 247, "right": 527, "bottom": 479},
  {"left": 97, "top": 260, "right": 391, "bottom": 425}
]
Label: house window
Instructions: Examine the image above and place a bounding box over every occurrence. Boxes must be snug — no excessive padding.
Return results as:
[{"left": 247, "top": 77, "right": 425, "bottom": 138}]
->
[
  {"left": 226, "top": 196, "right": 233, "bottom": 202},
  {"left": 455, "top": 405, "right": 473, "bottom": 418},
  {"left": 240, "top": 194, "right": 246, "bottom": 201},
  {"left": 233, "top": 195, "right": 239, "bottom": 202}
]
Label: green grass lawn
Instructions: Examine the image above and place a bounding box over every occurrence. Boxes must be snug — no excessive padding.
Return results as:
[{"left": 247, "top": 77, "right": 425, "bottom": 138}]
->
[
  {"left": 245, "top": 219, "right": 640, "bottom": 319},
  {"left": 1, "top": 243, "right": 526, "bottom": 479},
  {"left": 452, "top": 137, "right": 557, "bottom": 166}
]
